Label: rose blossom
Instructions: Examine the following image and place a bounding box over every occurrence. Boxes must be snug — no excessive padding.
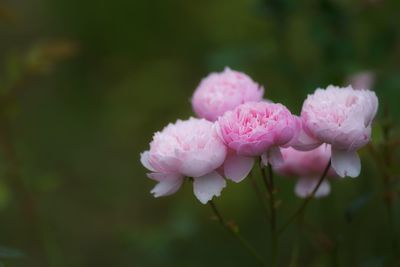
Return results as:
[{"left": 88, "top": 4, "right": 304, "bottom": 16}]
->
[
  {"left": 274, "top": 145, "right": 337, "bottom": 198},
  {"left": 216, "top": 101, "right": 301, "bottom": 182},
  {"left": 191, "top": 67, "right": 264, "bottom": 121},
  {"left": 293, "top": 85, "right": 378, "bottom": 178},
  {"left": 140, "top": 117, "right": 227, "bottom": 204}
]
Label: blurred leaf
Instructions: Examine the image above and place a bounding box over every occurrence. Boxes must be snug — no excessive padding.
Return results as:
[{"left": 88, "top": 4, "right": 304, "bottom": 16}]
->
[
  {"left": 0, "top": 5, "right": 17, "bottom": 24},
  {"left": 33, "top": 172, "right": 63, "bottom": 193},
  {"left": 0, "top": 246, "right": 24, "bottom": 259},
  {"left": 4, "top": 53, "right": 24, "bottom": 89},
  {"left": 0, "top": 181, "right": 11, "bottom": 210},
  {"left": 371, "top": 123, "right": 384, "bottom": 146},
  {"left": 360, "top": 256, "right": 385, "bottom": 267},
  {"left": 345, "top": 192, "right": 372, "bottom": 223},
  {"left": 26, "top": 40, "right": 79, "bottom": 74}
]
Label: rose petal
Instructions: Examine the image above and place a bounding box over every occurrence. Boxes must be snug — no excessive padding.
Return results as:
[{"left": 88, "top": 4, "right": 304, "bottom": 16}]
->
[
  {"left": 294, "top": 177, "right": 331, "bottom": 198},
  {"left": 331, "top": 149, "right": 361, "bottom": 178},
  {"left": 147, "top": 172, "right": 183, "bottom": 182},
  {"left": 150, "top": 177, "right": 184, "bottom": 197},
  {"left": 291, "top": 128, "right": 322, "bottom": 151},
  {"left": 268, "top": 147, "right": 284, "bottom": 167},
  {"left": 140, "top": 151, "right": 156, "bottom": 172},
  {"left": 261, "top": 152, "right": 269, "bottom": 166},
  {"left": 193, "top": 171, "right": 226, "bottom": 204},
  {"left": 224, "top": 154, "right": 254, "bottom": 183},
  {"left": 179, "top": 157, "right": 212, "bottom": 178},
  {"left": 275, "top": 127, "right": 294, "bottom": 145}
]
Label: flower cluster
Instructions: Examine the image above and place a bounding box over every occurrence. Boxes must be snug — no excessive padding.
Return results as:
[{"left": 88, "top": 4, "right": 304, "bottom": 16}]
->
[{"left": 141, "top": 68, "right": 378, "bottom": 203}]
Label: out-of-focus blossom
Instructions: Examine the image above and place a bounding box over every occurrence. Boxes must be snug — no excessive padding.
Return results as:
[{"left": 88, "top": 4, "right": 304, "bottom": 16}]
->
[
  {"left": 347, "top": 71, "right": 375, "bottom": 90},
  {"left": 293, "top": 85, "right": 378, "bottom": 178},
  {"left": 191, "top": 67, "right": 264, "bottom": 121},
  {"left": 274, "top": 145, "right": 337, "bottom": 198},
  {"left": 140, "top": 118, "right": 227, "bottom": 204},
  {"left": 217, "top": 101, "right": 301, "bottom": 182}
]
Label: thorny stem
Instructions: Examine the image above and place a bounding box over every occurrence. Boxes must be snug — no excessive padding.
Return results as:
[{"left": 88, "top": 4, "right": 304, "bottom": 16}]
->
[
  {"left": 259, "top": 159, "right": 278, "bottom": 267},
  {"left": 278, "top": 159, "right": 331, "bottom": 235},
  {"left": 208, "top": 200, "right": 266, "bottom": 266}
]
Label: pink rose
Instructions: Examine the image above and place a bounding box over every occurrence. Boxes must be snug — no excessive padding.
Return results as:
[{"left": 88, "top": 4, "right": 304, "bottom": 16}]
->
[
  {"left": 191, "top": 67, "right": 264, "bottom": 121},
  {"left": 140, "top": 118, "right": 227, "bottom": 204},
  {"left": 294, "top": 85, "right": 378, "bottom": 178},
  {"left": 274, "top": 145, "right": 337, "bottom": 198},
  {"left": 216, "top": 101, "right": 301, "bottom": 182}
]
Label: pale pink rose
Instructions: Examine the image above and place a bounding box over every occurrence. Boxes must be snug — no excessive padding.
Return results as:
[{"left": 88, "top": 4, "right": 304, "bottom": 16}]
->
[
  {"left": 274, "top": 145, "right": 337, "bottom": 198},
  {"left": 294, "top": 85, "right": 378, "bottom": 178},
  {"left": 140, "top": 117, "right": 227, "bottom": 204},
  {"left": 216, "top": 101, "right": 301, "bottom": 182},
  {"left": 191, "top": 67, "right": 264, "bottom": 121}
]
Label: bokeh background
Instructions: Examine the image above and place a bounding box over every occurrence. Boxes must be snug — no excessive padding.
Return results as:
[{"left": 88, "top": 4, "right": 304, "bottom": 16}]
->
[{"left": 0, "top": 0, "right": 399, "bottom": 266}]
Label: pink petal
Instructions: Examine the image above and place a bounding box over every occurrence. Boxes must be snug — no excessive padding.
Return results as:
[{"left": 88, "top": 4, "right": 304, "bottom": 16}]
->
[
  {"left": 147, "top": 172, "right": 183, "bottom": 182},
  {"left": 294, "top": 177, "right": 331, "bottom": 198},
  {"left": 193, "top": 171, "right": 226, "bottom": 204},
  {"left": 261, "top": 147, "right": 284, "bottom": 167},
  {"left": 331, "top": 149, "right": 361, "bottom": 178},
  {"left": 268, "top": 147, "right": 284, "bottom": 167},
  {"left": 140, "top": 151, "right": 156, "bottom": 172},
  {"left": 150, "top": 177, "right": 184, "bottom": 197},
  {"left": 291, "top": 128, "right": 322, "bottom": 151},
  {"left": 261, "top": 152, "right": 269, "bottom": 166},
  {"left": 224, "top": 154, "right": 254, "bottom": 183},
  {"left": 179, "top": 157, "right": 211, "bottom": 178},
  {"left": 275, "top": 127, "right": 294, "bottom": 145}
]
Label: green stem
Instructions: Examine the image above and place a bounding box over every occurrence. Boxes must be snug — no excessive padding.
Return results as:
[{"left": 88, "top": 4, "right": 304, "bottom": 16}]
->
[
  {"left": 381, "top": 114, "right": 399, "bottom": 257},
  {"left": 259, "top": 160, "right": 278, "bottom": 267},
  {"left": 209, "top": 200, "right": 266, "bottom": 266},
  {"left": 278, "top": 159, "right": 331, "bottom": 235},
  {"left": 248, "top": 171, "right": 270, "bottom": 221}
]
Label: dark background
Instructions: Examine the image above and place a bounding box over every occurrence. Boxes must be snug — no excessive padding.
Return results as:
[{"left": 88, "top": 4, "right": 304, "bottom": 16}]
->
[{"left": 0, "top": 0, "right": 399, "bottom": 266}]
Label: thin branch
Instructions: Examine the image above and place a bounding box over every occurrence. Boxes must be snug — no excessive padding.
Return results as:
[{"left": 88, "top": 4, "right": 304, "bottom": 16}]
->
[
  {"left": 278, "top": 159, "right": 331, "bottom": 235},
  {"left": 259, "top": 159, "right": 278, "bottom": 267},
  {"left": 248, "top": 171, "right": 270, "bottom": 220},
  {"left": 209, "top": 200, "right": 266, "bottom": 266}
]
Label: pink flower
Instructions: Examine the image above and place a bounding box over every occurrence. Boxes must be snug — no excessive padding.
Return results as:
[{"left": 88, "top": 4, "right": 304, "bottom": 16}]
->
[
  {"left": 140, "top": 118, "right": 227, "bottom": 204},
  {"left": 294, "top": 85, "right": 378, "bottom": 178},
  {"left": 274, "top": 145, "right": 337, "bottom": 198},
  {"left": 217, "top": 101, "right": 301, "bottom": 182},
  {"left": 191, "top": 67, "right": 264, "bottom": 121}
]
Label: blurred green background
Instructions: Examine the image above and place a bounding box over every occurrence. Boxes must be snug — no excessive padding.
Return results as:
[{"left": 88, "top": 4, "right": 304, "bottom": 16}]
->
[{"left": 0, "top": 0, "right": 399, "bottom": 266}]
